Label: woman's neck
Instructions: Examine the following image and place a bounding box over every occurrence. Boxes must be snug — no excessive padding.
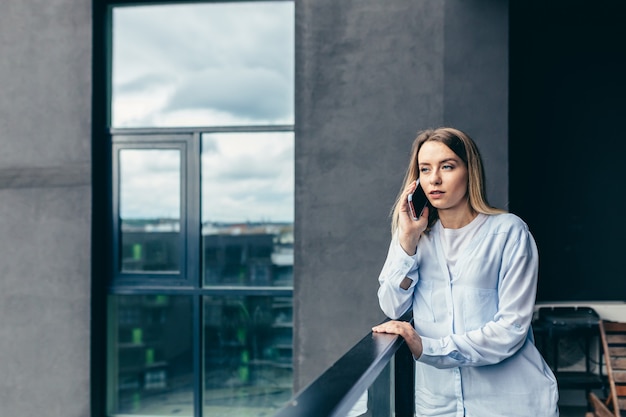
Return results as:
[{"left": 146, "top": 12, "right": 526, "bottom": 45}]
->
[{"left": 438, "top": 203, "right": 477, "bottom": 229}]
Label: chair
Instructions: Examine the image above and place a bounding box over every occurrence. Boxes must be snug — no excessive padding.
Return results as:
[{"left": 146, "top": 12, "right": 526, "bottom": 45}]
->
[
  {"left": 590, "top": 320, "right": 626, "bottom": 417},
  {"left": 589, "top": 392, "right": 615, "bottom": 417}
]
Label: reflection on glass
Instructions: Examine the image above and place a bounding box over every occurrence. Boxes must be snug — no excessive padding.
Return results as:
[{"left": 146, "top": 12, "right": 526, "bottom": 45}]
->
[
  {"left": 346, "top": 361, "right": 393, "bottom": 417},
  {"left": 111, "top": 2, "right": 294, "bottom": 128},
  {"left": 204, "top": 295, "right": 293, "bottom": 415},
  {"left": 201, "top": 133, "right": 294, "bottom": 287},
  {"left": 107, "top": 295, "right": 193, "bottom": 416},
  {"left": 119, "top": 149, "right": 181, "bottom": 273},
  {"left": 347, "top": 390, "right": 369, "bottom": 417}
]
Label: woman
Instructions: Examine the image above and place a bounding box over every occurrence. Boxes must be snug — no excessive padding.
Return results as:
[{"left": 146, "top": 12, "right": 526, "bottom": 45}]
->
[{"left": 372, "top": 128, "right": 559, "bottom": 416}]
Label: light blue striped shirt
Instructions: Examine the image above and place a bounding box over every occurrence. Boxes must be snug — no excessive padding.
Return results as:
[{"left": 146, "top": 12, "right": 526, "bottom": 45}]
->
[{"left": 378, "top": 213, "right": 559, "bottom": 417}]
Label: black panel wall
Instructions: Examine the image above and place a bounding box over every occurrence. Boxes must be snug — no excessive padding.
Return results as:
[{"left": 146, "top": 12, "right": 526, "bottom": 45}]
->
[{"left": 510, "top": 0, "right": 626, "bottom": 302}]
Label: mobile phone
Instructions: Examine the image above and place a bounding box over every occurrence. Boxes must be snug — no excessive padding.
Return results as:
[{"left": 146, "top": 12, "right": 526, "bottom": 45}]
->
[{"left": 407, "top": 179, "right": 428, "bottom": 220}]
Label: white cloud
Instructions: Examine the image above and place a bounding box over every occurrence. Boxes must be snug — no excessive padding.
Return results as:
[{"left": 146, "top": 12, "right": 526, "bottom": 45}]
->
[
  {"left": 202, "top": 132, "right": 294, "bottom": 223},
  {"left": 166, "top": 66, "right": 292, "bottom": 121},
  {"left": 111, "top": 2, "right": 294, "bottom": 127},
  {"left": 117, "top": 133, "right": 294, "bottom": 223},
  {"left": 112, "top": 3, "right": 295, "bottom": 224},
  {"left": 119, "top": 149, "right": 181, "bottom": 219}
]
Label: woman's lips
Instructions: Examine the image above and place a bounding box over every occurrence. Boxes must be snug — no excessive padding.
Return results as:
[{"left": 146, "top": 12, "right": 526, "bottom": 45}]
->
[{"left": 429, "top": 190, "right": 444, "bottom": 199}]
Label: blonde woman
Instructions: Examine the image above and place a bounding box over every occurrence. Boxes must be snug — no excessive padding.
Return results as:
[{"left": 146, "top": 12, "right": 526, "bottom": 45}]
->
[{"left": 373, "top": 128, "right": 559, "bottom": 417}]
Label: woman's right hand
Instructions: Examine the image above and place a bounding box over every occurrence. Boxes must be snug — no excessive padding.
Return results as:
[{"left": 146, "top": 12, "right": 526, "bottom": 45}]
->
[
  {"left": 398, "top": 180, "right": 429, "bottom": 255},
  {"left": 372, "top": 320, "right": 423, "bottom": 358}
]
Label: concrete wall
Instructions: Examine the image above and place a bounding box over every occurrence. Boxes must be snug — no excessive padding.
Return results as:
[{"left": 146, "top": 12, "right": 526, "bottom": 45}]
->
[
  {"left": 294, "top": 0, "right": 509, "bottom": 389},
  {"left": 0, "top": 0, "right": 512, "bottom": 412},
  {"left": 0, "top": 1, "right": 92, "bottom": 416}
]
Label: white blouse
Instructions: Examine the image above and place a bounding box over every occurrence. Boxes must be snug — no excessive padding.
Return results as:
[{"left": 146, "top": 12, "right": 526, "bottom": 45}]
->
[{"left": 377, "top": 213, "right": 559, "bottom": 417}]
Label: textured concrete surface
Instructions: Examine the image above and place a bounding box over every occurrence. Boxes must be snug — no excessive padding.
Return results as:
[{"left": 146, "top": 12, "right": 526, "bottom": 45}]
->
[
  {"left": 0, "top": 0, "right": 92, "bottom": 416},
  {"left": 0, "top": 0, "right": 512, "bottom": 413},
  {"left": 294, "top": 0, "right": 508, "bottom": 389}
]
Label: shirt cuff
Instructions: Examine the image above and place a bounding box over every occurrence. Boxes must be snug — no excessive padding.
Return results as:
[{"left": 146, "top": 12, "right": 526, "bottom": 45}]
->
[
  {"left": 416, "top": 336, "right": 444, "bottom": 362},
  {"left": 392, "top": 238, "right": 418, "bottom": 265},
  {"left": 387, "top": 243, "right": 418, "bottom": 290}
]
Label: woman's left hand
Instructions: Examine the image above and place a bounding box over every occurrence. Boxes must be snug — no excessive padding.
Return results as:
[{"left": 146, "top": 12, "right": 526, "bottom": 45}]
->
[
  {"left": 397, "top": 180, "right": 429, "bottom": 255},
  {"left": 372, "top": 320, "right": 423, "bottom": 358}
]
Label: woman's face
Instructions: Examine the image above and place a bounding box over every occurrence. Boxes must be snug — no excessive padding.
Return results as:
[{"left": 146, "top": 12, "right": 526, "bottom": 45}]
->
[{"left": 417, "top": 140, "right": 470, "bottom": 214}]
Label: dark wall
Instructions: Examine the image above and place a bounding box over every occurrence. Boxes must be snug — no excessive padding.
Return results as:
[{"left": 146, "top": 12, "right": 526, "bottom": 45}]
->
[
  {"left": 295, "top": 0, "right": 509, "bottom": 389},
  {"left": 444, "top": 0, "right": 509, "bottom": 208},
  {"left": 510, "top": 0, "right": 626, "bottom": 302}
]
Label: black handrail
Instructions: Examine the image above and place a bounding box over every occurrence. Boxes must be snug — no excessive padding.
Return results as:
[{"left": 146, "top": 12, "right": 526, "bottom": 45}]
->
[{"left": 273, "top": 315, "right": 414, "bottom": 417}]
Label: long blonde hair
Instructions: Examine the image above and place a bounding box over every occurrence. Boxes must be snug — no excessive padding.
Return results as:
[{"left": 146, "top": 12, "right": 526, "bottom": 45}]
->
[{"left": 391, "top": 127, "right": 505, "bottom": 234}]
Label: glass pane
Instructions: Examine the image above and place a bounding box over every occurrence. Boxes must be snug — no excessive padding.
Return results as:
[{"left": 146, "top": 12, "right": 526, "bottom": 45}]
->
[
  {"left": 204, "top": 295, "right": 293, "bottom": 415},
  {"left": 340, "top": 361, "right": 393, "bottom": 417},
  {"left": 201, "top": 132, "right": 294, "bottom": 287},
  {"left": 111, "top": 2, "right": 294, "bottom": 128},
  {"left": 107, "top": 295, "right": 193, "bottom": 416},
  {"left": 119, "top": 149, "right": 181, "bottom": 273}
]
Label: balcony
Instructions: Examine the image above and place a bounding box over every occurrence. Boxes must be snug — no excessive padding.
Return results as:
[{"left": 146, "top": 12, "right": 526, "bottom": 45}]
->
[
  {"left": 274, "top": 313, "right": 415, "bottom": 417},
  {"left": 271, "top": 311, "right": 596, "bottom": 417}
]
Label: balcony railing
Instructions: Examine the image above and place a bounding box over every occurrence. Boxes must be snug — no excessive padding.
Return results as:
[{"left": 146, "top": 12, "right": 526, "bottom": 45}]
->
[{"left": 273, "top": 314, "right": 414, "bottom": 417}]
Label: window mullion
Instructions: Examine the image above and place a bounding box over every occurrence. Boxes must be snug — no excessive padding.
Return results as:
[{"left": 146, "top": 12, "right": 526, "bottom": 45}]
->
[
  {"left": 187, "top": 133, "right": 202, "bottom": 289},
  {"left": 193, "top": 296, "right": 204, "bottom": 417}
]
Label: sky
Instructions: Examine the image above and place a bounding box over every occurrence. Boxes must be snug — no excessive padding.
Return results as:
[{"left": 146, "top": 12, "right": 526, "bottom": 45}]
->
[
  {"left": 119, "top": 148, "right": 181, "bottom": 220},
  {"left": 113, "top": 2, "right": 295, "bottom": 223},
  {"left": 112, "top": 2, "right": 294, "bottom": 127},
  {"left": 201, "top": 132, "right": 294, "bottom": 223},
  {"left": 119, "top": 133, "right": 294, "bottom": 223}
]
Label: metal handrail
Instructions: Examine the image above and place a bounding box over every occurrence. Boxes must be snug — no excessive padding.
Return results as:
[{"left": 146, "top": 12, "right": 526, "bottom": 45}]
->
[{"left": 273, "top": 315, "right": 414, "bottom": 417}]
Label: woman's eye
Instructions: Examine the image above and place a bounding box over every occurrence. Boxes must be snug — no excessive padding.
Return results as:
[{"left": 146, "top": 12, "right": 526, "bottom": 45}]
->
[
  {"left": 420, "top": 167, "right": 430, "bottom": 173},
  {"left": 442, "top": 164, "right": 454, "bottom": 170}
]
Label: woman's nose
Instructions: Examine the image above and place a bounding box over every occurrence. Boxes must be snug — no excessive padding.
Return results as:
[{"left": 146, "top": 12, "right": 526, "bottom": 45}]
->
[{"left": 430, "top": 170, "right": 441, "bottom": 185}]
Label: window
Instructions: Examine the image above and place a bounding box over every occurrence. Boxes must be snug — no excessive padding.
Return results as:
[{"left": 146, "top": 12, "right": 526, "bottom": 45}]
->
[
  {"left": 110, "top": 2, "right": 294, "bottom": 128},
  {"left": 201, "top": 132, "right": 294, "bottom": 287},
  {"left": 105, "top": 2, "right": 294, "bottom": 416}
]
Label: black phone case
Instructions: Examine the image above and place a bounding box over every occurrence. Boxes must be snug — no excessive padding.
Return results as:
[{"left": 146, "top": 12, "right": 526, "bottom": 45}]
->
[{"left": 408, "top": 181, "right": 428, "bottom": 220}]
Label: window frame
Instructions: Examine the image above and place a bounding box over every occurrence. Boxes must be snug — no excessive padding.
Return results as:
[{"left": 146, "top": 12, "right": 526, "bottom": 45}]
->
[
  {"left": 93, "top": 2, "right": 296, "bottom": 416},
  {"left": 109, "top": 125, "right": 294, "bottom": 291},
  {"left": 111, "top": 132, "right": 201, "bottom": 289}
]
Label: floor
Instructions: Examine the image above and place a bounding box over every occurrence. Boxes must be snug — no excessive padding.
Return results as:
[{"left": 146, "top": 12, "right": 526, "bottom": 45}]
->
[
  {"left": 558, "top": 386, "right": 607, "bottom": 417},
  {"left": 560, "top": 405, "right": 592, "bottom": 417}
]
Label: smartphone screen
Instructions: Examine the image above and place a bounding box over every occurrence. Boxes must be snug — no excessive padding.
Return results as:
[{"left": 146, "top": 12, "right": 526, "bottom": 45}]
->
[{"left": 407, "top": 179, "right": 428, "bottom": 220}]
